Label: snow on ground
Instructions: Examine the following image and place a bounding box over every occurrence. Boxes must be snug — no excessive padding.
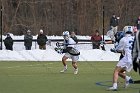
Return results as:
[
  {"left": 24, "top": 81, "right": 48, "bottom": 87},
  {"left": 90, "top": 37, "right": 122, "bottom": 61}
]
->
[{"left": 0, "top": 35, "right": 120, "bottom": 61}]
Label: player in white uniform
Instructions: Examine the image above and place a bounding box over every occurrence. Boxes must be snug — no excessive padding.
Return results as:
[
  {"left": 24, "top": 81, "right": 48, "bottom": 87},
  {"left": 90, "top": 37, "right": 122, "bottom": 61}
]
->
[
  {"left": 108, "top": 30, "right": 134, "bottom": 91},
  {"left": 59, "top": 31, "right": 80, "bottom": 74}
]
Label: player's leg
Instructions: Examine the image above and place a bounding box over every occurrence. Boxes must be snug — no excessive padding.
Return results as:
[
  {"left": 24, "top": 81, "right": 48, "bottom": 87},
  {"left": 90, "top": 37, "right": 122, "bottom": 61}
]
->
[
  {"left": 118, "top": 70, "right": 132, "bottom": 80},
  {"left": 108, "top": 66, "right": 122, "bottom": 91},
  {"left": 72, "top": 61, "right": 78, "bottom": 74},
  {"left": 62, "top": 56, "right": 68, "bottom": 66},
  {"left": 113, "top": 67, "right": 122, "bottom": 86},
  {"left": 123, "top": 65, "right": 134, "bottom": 88},
  {"left": 72, "top": 56, "right": 79, "bottom": 74},
  {"left": 118, "top": 69, "right": 126, "bottom": 79},
  {"left": 108, "top": 59, "right": 124, "bottom": 90},
  {"left": 72, "top": 62, "right": 78, "bottom": 69},
  {"left": 117, "top": 67, "right": 133, "bottom": 88},
  {"left": 60, "top": 55, "right": 68, "bottom": 73},
  {"left": 118, "top": 70, "right": 130, "bottom": 88}
]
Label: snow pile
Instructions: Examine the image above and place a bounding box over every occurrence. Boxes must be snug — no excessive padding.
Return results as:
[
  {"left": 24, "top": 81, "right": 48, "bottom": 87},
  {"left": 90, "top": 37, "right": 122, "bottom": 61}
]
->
[
  {"left": 0, "top": 35, "right": 120, "bottom": 61},
  {"left": 0, "top": 45, "right": 120, "bottom": 61}
]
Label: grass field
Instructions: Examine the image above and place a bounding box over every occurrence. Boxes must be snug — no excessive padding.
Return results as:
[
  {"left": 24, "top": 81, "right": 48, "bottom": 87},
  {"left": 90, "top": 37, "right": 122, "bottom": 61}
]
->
[{"left": 0, "top": 61, "right": 139, "bottom": 93}]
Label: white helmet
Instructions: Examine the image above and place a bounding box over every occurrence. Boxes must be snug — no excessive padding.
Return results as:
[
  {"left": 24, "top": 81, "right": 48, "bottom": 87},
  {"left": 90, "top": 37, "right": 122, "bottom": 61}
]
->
[
  {"left": 62, "top": 31, "right": 70, "bottom": 40},
  {"left": 62, "top": 31, "right": 69, "bottom": 36},
  {"left": 123, "top": 26, "right": 133, "bottom": 33}
]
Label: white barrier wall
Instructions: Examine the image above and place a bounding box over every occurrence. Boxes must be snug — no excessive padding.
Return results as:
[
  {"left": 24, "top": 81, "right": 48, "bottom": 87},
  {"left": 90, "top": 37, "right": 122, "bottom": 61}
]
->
[{"left": 0, "top": 45, "right": 120, "bottom": 61}]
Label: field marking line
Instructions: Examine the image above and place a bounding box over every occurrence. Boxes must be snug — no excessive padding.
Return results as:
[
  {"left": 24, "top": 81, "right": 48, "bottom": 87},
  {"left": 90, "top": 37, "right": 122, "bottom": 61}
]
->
[
  {"left": 96, "top": 80, "right": 140, "bottom": 89},
  {"left": 1, "top": 63, "right": 52, "bottom": 69},
  {"left": 8, "top": 75, "right": 33, "bottom": 77}
]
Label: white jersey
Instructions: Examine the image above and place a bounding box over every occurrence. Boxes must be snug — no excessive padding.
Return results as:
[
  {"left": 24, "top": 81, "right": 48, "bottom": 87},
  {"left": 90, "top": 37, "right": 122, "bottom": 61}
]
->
[
  {"left": 63, "top": 38, "right": 79, "bottom": 62},
  {"left": 116, "top": 34, "right": 134, "bottom": 72},
  {"left": 63, "top": 38, "right": 77, "bottom": 49}
]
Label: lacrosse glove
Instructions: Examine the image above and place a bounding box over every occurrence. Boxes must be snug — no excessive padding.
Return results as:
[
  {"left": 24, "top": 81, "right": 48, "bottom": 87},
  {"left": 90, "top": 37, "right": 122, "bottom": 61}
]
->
[
  {"left": 110, "top": 48, "right": 117, "bottom": 53},
  {"left": 54, "top": 47, "right": 63, "bottom": 54}
]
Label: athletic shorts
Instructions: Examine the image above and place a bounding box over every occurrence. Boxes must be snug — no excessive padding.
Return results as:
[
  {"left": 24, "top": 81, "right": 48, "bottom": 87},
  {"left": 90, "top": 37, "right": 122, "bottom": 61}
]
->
[
  {"left": 117, "top": 58, "right": 133, "bottom": 72},
  {"left": 64, "top": 53, "right": 79, "bottom": 62}
]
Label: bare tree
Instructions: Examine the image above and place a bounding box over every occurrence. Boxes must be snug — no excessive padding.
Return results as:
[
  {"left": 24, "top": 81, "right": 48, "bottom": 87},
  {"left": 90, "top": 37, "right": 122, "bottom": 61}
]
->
[{"left": 1, "top": 0, "right": 140, "bottom": 35}]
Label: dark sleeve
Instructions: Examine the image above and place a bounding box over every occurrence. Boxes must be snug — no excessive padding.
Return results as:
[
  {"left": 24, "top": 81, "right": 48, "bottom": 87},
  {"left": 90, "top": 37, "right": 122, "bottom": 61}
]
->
[
  {"left": 74, "top": 36, "right": 78, "bottom": 41},
  {"left": 62, "top": 47, "right": 72, "bottom": 53},
  {"left": 45, "top": 36, "right": 48, "bottom": 41},
  {"left": 72, "top": 36, "right": 78, "bottom": 43}
]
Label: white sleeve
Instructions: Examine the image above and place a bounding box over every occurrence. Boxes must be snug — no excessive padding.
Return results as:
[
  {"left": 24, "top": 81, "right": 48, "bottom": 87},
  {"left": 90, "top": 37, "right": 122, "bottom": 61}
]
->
[
  {"left": 67, "top": 38, "right": 76, "bottom": 48},
  {"left": 115, "top": 38, "right": 125, "bottom": 51}
]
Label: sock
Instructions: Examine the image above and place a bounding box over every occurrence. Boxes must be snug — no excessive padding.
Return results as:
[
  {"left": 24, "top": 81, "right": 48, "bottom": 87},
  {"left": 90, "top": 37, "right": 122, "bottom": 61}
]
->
[
  {"left": 113, "top": 83, "right": 117, "bottom": 89},
  {"left": 75, "top": 68, "right": 78, "bottom": 71},
  {"left": 64, "top": 65, "right": 67, "bottom": 70},
  {"left": 126, "top": 76, "right": 130, "bottom": 81}
]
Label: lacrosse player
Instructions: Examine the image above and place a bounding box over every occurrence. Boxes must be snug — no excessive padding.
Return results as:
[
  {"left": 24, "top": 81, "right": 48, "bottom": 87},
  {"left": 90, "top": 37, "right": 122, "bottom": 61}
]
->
[
  {"left": 108, "top": 29, "right": 134, "bottom": 91},
  {"left": 55, "top": 31, "right": 80, "bottom": 74}
]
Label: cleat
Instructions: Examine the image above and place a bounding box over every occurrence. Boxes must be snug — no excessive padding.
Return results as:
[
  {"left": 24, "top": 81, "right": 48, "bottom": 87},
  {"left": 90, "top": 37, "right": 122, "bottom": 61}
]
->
[
  {"left": 107, "top": 87, "right": 117, "bottom": 91},
  {"left": 125, "top": 78, "right": 134, "bottom": 88},
  {"left": 60, "top": 69, "right": 67, "bottom": 73},
  {"left": 129, "top": 78, "right": 134, "bottom": 84},
  {"left": 74, "top": 68, "right": 78, "bottom": 75}
]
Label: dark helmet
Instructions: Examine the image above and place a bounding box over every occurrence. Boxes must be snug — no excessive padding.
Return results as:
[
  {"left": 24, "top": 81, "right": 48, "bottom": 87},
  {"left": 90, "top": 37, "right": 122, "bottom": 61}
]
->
[{"left": 115, "top": 31, "right": 125, "bottom": 43}]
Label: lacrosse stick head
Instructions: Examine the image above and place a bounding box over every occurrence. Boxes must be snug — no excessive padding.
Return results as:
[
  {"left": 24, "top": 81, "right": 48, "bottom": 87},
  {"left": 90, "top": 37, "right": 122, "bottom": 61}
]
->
[{"left": 56, "top": 42, "right": 60, "bottom": 47}]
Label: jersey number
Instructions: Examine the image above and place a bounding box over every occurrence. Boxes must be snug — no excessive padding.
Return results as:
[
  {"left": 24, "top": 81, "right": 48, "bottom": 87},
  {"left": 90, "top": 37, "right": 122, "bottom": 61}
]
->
[{"left": 129, "top": 40, "right": 134, "bottom": 50}]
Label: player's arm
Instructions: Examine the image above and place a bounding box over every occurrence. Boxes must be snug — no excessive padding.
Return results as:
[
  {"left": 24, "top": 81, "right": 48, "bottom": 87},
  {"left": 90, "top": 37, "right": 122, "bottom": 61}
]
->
[
  {"left": 110, "top": 38, "right": 125, "bottom": 53},
  {"left": 62, "top": 47, "right": 71, "bottom": 53},
  {"left": 115, "top": 38, "right": 125, "bottom": 53}
]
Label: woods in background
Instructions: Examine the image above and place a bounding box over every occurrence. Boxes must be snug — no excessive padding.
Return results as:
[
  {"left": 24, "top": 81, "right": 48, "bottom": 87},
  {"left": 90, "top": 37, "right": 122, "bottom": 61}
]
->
[{"left": 0, "top": 0, "right": 140, "bottom": 35}]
